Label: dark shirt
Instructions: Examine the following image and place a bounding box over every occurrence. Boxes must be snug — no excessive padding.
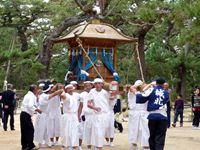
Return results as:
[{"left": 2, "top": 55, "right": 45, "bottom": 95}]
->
[
  {"left": 2, "top": 90, "right": 15, "bottom": 110},
  {"left": 114, "top": 99, "right": 121, "bottom": 114},
  {"left": 191, "top": 94, "right": 200, "bottom": 110},
  {"left": 174, "top": 99, "right": 184, "bottom": 110}
]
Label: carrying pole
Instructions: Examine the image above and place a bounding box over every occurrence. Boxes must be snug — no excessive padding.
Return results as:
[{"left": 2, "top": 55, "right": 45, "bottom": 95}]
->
[
  {"left": 135, "top": 42, "right": 145, "bottom": 82},
  {"left": 76, "top": 37, "right": 104, "bottom": 80}
]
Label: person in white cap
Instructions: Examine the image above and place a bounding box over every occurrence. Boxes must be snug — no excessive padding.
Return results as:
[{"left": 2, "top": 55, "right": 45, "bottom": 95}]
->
[
  {"left": 70, "top": 81, "right": 83, "bottom": 150},
  {"left": 79, "top": 81, "right": 94, "bottom": 150},
  {"left": 47, "top": 83, "right": 63, "bottom": 146},
  {"left": 87, "top": 78, "right": 117, "bottom": 150},
  {"left": 60, "top": 84, "right": 80, "bottom": 150},
  {"left": 70, "top": 81, "right": 78, "bottom": 89},
  {"left": 105, "top": 81, "right": 119, "bottom": 147},
  {"left": 34, "top": 82, "right": 63, "bottom": 148},
  {"left": 128, "top": 80, "right": 150, "bottom": 150}
]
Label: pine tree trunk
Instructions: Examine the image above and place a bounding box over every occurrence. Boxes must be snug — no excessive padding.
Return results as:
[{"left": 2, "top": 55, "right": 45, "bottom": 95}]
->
[
  {"left": 134, "top": 24, "right": 153, "bottom": 81},
  {"left": 176, "top": 63, "right": 186, "bottom": 97},
  {"left": 134, "top": 33, "right": 147, "bottom": 81},
  {"left": 17, "top": 26, "right": 28, "bottom": 51}
]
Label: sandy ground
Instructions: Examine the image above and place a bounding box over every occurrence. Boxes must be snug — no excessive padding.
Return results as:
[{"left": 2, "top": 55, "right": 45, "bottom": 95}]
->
[{"left": 1, "top": 112, "right": 200, "bottom": 150}]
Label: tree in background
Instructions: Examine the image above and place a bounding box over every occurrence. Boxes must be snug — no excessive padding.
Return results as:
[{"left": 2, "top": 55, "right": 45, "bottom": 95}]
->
[{"left": 0, "top": 0, "right": 200, "bottom": 100}]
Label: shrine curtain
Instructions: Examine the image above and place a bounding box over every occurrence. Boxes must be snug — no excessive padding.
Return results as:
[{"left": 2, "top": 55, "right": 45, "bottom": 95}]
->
[
  {"left": 79, "top": 48, "right": 97, "bottom": 80},
  {"left": 101, "top": 49, "right": 120, "bottom": 81}
]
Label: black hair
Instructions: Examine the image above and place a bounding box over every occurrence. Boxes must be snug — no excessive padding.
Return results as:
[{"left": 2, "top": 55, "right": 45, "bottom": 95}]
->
[
  {"left": 29, "top": 84, "right": 37, "bottom": 92},
  {"left": 7, "top": 84, "right": 13, "bottom": 89},
  {"left": 178, "top": 94, "right": 182, "bottom": 98},
  {"left": 156, "top": 77, "right": 166, "bottom": 85}
]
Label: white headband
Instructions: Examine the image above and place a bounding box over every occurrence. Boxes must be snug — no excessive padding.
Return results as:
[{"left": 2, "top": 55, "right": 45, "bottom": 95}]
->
[
  {"left": 94, "top": 78, "right": 103, "bottom": 83},
  {"left": 84, "top": 81, "right": 91, "bottom": 84},
  {"left": 65, "top": 84, "right": 74, "bottom": 89},
  {"left": 70, "top": 81, "right": 78, "bottom": 85}
]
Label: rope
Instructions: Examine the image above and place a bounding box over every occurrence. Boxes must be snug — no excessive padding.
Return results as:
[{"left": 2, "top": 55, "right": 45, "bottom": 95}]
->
[
  {"left": 76, "top": 37, "right": 104, "bottom": 80},
  {"left": 135, "top": 42, "right": 145, "bottom": 82}
]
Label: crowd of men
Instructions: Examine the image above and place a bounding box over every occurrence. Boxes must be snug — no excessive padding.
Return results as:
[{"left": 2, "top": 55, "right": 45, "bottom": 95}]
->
[
  {"left": 4, "top": 77, "right": 195, "bottom": 150},
  {"left": 17, "top": 77, "right": 172, "bottom": 150},
  {"left": 19, "top": 78, "right": 119, "bottom": 150}
]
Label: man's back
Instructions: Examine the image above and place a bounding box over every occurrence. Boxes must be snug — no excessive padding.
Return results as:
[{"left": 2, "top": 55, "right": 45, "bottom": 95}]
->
[{"left": 2, "top": 90, "right": 15, "bottom": 110}]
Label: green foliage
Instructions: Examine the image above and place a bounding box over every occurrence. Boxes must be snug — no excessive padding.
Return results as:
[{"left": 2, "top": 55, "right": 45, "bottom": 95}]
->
[
  {"left": 117, "top": 44, "right": 137, "bottom": 84},
  {"left": 0, "top": 0, "right": 200, "bottom": 100},
  {"left": 49, "top": 47, "right": 69, "bottom": 83},
  {"left": 9, "top": 59, "right": 44, "bottom": 89}
]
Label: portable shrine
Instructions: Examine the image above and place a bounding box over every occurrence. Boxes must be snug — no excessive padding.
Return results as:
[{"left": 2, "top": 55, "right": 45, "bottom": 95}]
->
[{"left": 53, "top": 19, "right": 138, "bottom": 83}]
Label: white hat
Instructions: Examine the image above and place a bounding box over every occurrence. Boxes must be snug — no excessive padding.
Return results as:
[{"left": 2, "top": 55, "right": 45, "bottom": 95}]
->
[
  {"left": 65, "top": 84, "right": 74, "bottom": 89},
  {"left": 84, "top": 81, "right": 91, "bottom": 84},
  {"left": 70, "top": 81, "right": 78, "bottom": 85},
  {"left": 133, "top": 80, "right": 143, "bottom": 87},
  {"left": 94, "top": 78, "right": 103, "bottom": 83},
  {"left": 39, "top": 83, "right": 45, "bottom": 88}
]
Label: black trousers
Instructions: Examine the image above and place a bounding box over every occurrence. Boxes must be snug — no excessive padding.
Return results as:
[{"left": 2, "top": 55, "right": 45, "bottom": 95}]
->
[
  {"left": 3, "top": 109, "right": 14, "bottom": 130},
  {"left": 114, "top": 120, "right": 123, "bottom": 133},
  {"left": 0, "top": 103, "right": 3, "bottom": 120},
  {"left": 148, "top": 120, "right": 168, "bottom": 150},
  {"left": 20, "top": 111, "right": 35, "bottom": 150},
  {"left": 173, "top": 109, "right": 183, "bottom": 124},
  {"left": 167, "top": 110, "right": 171, "bottom": 128},
  {"left": 192, "top": 110, "right": 200, "bottom": 127}
]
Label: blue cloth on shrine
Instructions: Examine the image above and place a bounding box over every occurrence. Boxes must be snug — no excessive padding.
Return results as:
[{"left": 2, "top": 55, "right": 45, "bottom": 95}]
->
[
  {"left": 79, "top": 48, "right": 97, "bottom": 80},
  {"left": 102, "top": 49, "right": 120, "bottom": 81}
]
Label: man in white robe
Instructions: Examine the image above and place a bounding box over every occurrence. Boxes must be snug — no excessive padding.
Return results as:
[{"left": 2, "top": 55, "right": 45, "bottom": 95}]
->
[
  {"left": 70, "top": 81, "right": 83, "bottom": 150},
  {"left": 79, "top": 81, "right": 93, "bottom": 150},
  {"left": 87, "top": 78, "right": 116, "bottom": 150},
  {"left": 34, "top": 83, "right": 63, "bottom": 148},
  {"left": 60, "top": 84, "right": 79, "bottom": 150},
  {"left": 47, "top": 83, "right": 63, "bottom": 146},
  {"left": 128, "top": 80, "right": 150, "bottom": 150}
]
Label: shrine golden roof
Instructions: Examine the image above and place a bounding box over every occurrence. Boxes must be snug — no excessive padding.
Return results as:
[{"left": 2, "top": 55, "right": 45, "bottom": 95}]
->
[{"left": 53, "top": 21, "right": 137, "bottom": 44}]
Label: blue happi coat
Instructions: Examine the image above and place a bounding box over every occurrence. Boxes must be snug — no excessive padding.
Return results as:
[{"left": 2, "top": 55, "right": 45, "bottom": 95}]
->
[{"left": 136, "top": 85, "right": 169, "bottom": 120}]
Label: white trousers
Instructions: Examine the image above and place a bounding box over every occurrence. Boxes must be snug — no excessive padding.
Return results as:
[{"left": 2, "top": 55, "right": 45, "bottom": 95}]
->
[
  {"left": 78, "top": 120, "right": 84, "bottom": 140},
  {"left": 83, "top": 114, "right": 93, "bottom": 145},
  {"left": 61, "top": 113, "right": 79, "bottom": 147},
  {"left": 91, "top": 113, "right": 109, "bottom": 147},
  {"left": 34, "top": 113, "right": 49, "bottom": 144},
  {"left": 47, "top": 114, "right": 61, "bottom": 138},
  {"left": 128, "top": 110, "right": 149, "bottom": 147},
  {"left": 105, "top": 111, "right": 115, "bottom": 138}
]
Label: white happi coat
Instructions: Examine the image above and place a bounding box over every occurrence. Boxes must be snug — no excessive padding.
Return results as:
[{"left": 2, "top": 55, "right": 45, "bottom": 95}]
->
[
  {"left": 128, "top": 92, "right": 149, "bottom": 147},
  {"left": 80, "top": 91, "right": 94, "bottom": 145},
  {"left": 34, "top": 93, "right": 49, "bottom": 144},
  {"left": 105, "top": 99, "right": 116, "bottom": 138},
  {"left": 61, "top": 93, "right": 79, "bottom": 147},
  {"left": 47, "top": 95, "right": 61, "bottom": 138},
  {"left": 88, "top": 88, "right": 110, "bottom": 147}
]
